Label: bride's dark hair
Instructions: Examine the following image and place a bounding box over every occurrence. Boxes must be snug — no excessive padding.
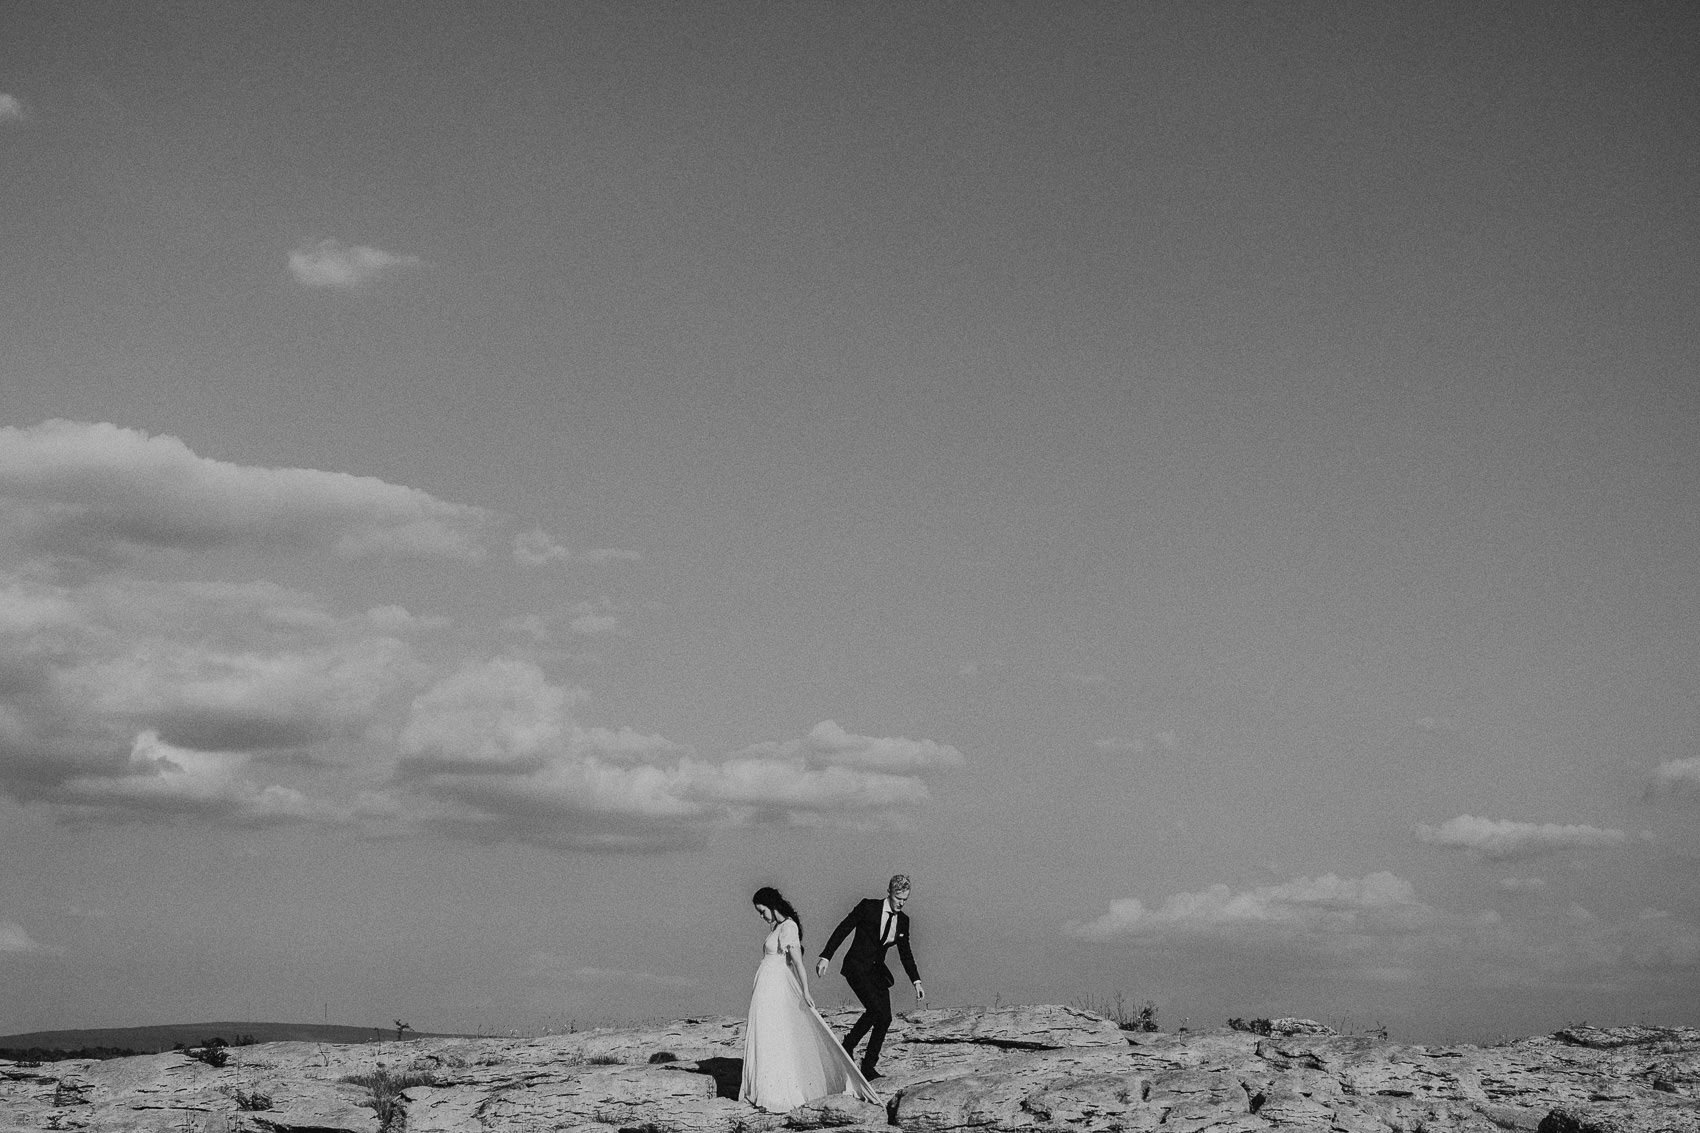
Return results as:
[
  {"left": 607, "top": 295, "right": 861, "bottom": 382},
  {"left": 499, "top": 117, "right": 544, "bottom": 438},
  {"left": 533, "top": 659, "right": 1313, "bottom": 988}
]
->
[{"left": 751, "top": 886, "right": 803, "bottom": 945}]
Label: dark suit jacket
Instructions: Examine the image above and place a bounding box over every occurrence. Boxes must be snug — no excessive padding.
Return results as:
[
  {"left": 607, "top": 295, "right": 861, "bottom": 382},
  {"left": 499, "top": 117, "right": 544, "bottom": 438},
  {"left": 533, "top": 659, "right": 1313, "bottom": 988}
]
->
[{"left": 820, "top": 897, "right": 919, "bottom": 987}]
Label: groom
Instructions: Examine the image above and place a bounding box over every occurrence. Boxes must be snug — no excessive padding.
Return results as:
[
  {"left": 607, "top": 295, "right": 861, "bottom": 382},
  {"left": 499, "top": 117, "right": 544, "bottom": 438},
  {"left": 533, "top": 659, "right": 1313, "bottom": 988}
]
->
[{"left": 816, "top": 873, "right": 925, "bottom": 1080}]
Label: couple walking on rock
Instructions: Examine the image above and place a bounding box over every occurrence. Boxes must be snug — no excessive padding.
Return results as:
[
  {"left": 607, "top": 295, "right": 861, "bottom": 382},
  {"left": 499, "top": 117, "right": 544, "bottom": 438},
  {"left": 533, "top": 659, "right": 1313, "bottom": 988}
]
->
[{"left": 739, "top": 874, "right": 925, "bottom": 1112}]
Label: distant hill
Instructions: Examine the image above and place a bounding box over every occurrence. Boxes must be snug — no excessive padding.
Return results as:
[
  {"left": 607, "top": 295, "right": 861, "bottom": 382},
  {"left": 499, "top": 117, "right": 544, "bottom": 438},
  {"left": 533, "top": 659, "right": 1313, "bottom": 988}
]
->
[{"left": 0, "top": 1022, "right": 468, "bottom": 1056}]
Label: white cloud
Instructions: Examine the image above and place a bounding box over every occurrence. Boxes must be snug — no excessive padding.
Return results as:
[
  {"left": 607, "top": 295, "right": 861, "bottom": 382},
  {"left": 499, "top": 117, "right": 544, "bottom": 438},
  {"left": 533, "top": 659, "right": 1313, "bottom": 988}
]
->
[
  {"left": 1414, "top": 815, "right": 1628, "bottom": 860},
  {"left": 287, "top": 239, "right": 420, "bottom": 289},
  {"left": 0, "top": 95, "right": 24, "bottom": 122},
  {"left": 0, "top": 423, "right": 963, "bottom": 849},
  {"left": 567, "top": 599, "right": 628, "bottom": 637},
  {"left": 0, "top": 420, "right": 494, "bottom": 562},
  {"left": 68, "top": 634, "right": 416, "bottom": 751},
  {"left": 59, "top": 730, "right": 336, "bottom": 824},
  {"left": 0, "top": 920, "right": 42, "bottom": 952},
  {"left": 399, "top": 656, "right": 578, "bottom": 771},
  {"left": 513, "top": 528, "right": 572, "bottom": 566},
  {"left": 692, "top": 757, "right": 927, "bottom": 811},
  {"left": 525, "top": 953, "right": 696, "bottom": 987},
  {"left": 734, "top": 719, "right": 966, "bottom": 773},
  {"left": 394, "top": 660, "right": 963, "bottom": 849},
  {"left": 1094, "top": 732, "right": 1179, "bottom": 756},
  {"left": 0, "top": 562, "right": 427, "bottom": 829},
  {"left": 1065, "top": 871, "right": 1427, "bottom": 944},
  {"left": 1067, "top": 872, "right": 1700, "bottom": 990},
  {"left": 497, "top": 602, "right": 636, "bottom": 642},
  {"left": 513, "top": 529, "right": 640, "bottom": 568},
  {"left": 0, "top": 568, "right": 422, "bottom": 768},
  {"left": 1648, "top": 757, "right": 1700, "bottom": 797}
]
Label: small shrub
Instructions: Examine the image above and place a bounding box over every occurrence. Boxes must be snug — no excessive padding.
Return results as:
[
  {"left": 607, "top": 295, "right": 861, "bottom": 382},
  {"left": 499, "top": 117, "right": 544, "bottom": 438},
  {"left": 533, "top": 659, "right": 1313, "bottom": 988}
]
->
[
  {"left": 186, "top": 1045, "right": 229, "bottom": 1068},
  {"left": 1227, "top": 1018, "right": 1274, "bottom": 1035},
  {"left": 232, "top": 1088, "right": 273, "bottom": 1111},
  {"left": 586, "top": 1053, "right": 624, "bottom": 1065},
  {"left": 648, "top": 1051, "right": 678, "bottom": 1064},
  {"left": 342, "top": 1066, "right": 442, "bottom": 1133},
  {"left": 1075, "top": 992, "right": 1159, "bottom": 1032}
]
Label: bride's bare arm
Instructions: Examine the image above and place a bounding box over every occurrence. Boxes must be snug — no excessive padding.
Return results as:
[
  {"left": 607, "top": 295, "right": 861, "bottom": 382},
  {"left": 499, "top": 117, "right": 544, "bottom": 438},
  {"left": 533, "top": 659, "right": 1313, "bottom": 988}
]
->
[{"left": 785, "top": 945, "right": 815, "bottom": 1007}]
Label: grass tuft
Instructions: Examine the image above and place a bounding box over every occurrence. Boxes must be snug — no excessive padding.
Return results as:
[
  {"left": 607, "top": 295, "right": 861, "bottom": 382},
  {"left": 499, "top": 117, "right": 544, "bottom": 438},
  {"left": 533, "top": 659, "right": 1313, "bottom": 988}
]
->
[
  {"left": 1074, "top": 992, "right": 1160, "bottom": 1032},
  {"left": 341, "top": 1065, "right": 443, "bottom": 1132}
]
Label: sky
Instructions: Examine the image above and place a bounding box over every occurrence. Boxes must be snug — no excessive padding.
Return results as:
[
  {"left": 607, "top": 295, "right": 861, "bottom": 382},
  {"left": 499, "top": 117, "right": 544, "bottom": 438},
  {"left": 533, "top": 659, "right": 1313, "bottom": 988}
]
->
[{"left": 1, "top": 1, "right": 1697, "bottom": 1046}]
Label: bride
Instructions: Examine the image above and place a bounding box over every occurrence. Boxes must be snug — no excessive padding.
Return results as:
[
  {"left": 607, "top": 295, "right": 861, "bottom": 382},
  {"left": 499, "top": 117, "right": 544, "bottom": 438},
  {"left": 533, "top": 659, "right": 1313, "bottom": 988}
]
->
[{"left": 740, "top": 887, "right": 880, "bottom": 1111}]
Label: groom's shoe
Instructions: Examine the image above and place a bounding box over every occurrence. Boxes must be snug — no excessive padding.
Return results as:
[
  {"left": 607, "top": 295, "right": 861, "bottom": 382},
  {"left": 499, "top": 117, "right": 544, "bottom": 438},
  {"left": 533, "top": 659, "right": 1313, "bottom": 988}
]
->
[{"left": 861, "top": 1065, "right": 883, "bottom": 1081}]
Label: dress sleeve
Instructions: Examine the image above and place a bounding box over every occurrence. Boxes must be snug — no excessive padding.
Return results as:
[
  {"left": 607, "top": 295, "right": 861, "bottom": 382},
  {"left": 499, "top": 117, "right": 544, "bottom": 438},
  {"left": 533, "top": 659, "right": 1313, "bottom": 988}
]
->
[{"left": 779, "top": 919, "right": 802, "bottom": 952}]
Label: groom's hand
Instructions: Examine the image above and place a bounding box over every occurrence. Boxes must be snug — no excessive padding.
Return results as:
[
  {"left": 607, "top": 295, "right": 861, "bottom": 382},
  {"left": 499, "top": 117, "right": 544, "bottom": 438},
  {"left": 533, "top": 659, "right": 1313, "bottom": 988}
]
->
[
  {"left": 914, "top": 981, "right": 926, "bottom": 1001},
  {"left": 815, "top": 957, "right": 828, "bottom": 977}
]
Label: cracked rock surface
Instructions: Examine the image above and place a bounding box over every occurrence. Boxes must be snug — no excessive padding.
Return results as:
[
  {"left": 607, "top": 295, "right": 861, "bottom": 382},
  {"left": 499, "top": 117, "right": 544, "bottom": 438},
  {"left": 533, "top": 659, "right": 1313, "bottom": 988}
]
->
[{"left": 2, "top": 1009, "right": 1696, "bottom": 1132}]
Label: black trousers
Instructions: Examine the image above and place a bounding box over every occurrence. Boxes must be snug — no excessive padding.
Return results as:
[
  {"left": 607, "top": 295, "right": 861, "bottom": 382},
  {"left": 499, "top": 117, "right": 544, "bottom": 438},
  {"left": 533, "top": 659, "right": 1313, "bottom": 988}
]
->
[{"left": 841, "top": 966, "right": 893, "bottom": 1070}]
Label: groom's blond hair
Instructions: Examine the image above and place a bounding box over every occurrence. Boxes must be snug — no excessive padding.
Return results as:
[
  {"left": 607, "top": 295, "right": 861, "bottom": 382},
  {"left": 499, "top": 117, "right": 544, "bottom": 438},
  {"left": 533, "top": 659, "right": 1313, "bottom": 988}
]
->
[{"left": 888, "top": 874, "right": 910, "bottom": 895}]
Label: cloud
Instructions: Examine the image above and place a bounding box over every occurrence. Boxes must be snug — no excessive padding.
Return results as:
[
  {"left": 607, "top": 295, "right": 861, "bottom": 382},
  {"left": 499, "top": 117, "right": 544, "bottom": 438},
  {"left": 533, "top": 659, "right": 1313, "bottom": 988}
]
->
[
  {"left": 68, "top": 633, "right": 417, "bottom": 752},
  {"left": 498, "top": 603, "right": 643, "bottom": 644},
  {"left": 395, "top": 661, "right": 964, "bottom": 850},
  {"left": 58, "top": 730, "right": 338, "bottom": 825},
  {"left": 567, "top": 599, "right": 629, "bottom": 638},
  {"left": 513, "top": 529, "right": 571, "bottom": 566},
  {"left": 287, "top": 239, "right": 420, "bottom": 289},
  {"left": 365, "top": 605, "right": 450, "bottom": 634},
  {"left": 0, "top": 420, "right": 494, "bottom": 562},
  {"left": 1067, "top": 872, "right": 1700, "bottom": 990},
  {"left": 1648, "top": 758, "right": 1700, "bottom": 798},
  {"left": 1094, "top": 732, "right": 1179, "bottom": 756},
  {"left": 1414, "top": 815, "right": 1629, "bottom": 861},
  {"left": 513, "top": 530, "right": 640, "bottom": 568},
  {"left": 0, "top": 422, "right": 965, "bottom": 849},
  {"left": 398, "top": 656, "right": 580, "bottom": 773},
  {"left": 1065, "top": 871, "right": 1428, "bottom": 944},
  {"left": 0, "top": 570, "right": 420, "bottom": 735},
  {"left": 0, "top": 920, "right": 42, "bottom": 952},
  {"left": 524, "top": 952, "right": 696, "bottom": 987},
  {"left": 0, "top": 564, "right": 424, "bottom": 827},
  {"left": 733, "top": 719, "right": 966, "bottom": 773},
  {"left": 0, "top": 95, "right": 24, "bottom": 122}
]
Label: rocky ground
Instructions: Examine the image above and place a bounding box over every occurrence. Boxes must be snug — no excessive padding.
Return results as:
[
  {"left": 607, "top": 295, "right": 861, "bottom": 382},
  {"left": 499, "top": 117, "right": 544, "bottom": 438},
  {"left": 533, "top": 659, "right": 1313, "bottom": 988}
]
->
[{"left": 2, "top": 1005, "right": 1695, "bottom": 1133}]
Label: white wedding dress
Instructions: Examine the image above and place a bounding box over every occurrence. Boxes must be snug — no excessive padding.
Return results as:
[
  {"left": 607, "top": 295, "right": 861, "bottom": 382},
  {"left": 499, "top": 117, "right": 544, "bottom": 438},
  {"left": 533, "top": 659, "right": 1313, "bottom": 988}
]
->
[{"left": 740, "top": 918, "right": 879, "bottom": 1111}]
